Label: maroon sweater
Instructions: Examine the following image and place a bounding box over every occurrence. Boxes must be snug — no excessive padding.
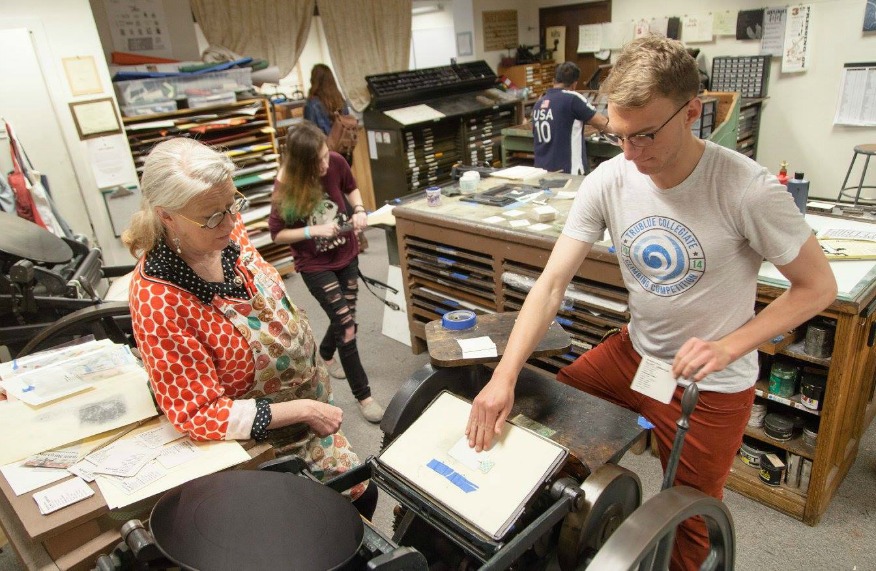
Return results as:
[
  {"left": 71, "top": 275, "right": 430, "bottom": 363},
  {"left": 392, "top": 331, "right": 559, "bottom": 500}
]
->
[{"left": 268, "top": 152, "right": 359, "bottom": 273}]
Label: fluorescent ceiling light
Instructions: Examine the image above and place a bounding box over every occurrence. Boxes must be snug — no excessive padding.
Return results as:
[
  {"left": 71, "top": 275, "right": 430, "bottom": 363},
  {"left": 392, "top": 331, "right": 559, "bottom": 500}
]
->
[{"left": 412, "top": 3, "right": 443, "bottom": 15}]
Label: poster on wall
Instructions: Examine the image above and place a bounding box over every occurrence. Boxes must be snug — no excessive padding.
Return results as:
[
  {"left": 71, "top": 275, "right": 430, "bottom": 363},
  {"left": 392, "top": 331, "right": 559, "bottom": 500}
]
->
[
  {"left": 577, "top": 24, "right": 602, "bottom": 53},
  {"left": 682, "top": 14, "right": 714, "bottom": 43},
  {"left": 865, "top": 1, "right": 876, "bottom": 31},
  {"left": 482, "top": 10, "right": 518, "bottom": 51},
  {"left": 736, "top": 9, "right": 765, "bottom": 39},
  {"left": 546, "top": 26, "right": 566, "bottom": 63},
  {"left": 712, "top": 11, "right": 736, "bottom": 36},
  {"left": 782, "top": 5, "right": 812, "bottom": 73},
  {"left": 760, "top": 7, "right": 787, "bottom": 56},
  {"left": 833, "top": 63, "right": 876, "bottom": 126},
  {"left": 104, "top": 0, "right": 173, "bottom": 55}
]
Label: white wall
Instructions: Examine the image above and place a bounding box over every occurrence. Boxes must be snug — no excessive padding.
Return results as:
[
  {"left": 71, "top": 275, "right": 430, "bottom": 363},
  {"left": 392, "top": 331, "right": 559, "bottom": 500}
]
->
[
  {"left": 471, "top": 0, "right": 876, "bottom": 199},
  {"left": 0, "top": 0, "right": 135, "bottom": 265},
  {"left": 412, "top": 2, "right": 457, "bottom": 69}
]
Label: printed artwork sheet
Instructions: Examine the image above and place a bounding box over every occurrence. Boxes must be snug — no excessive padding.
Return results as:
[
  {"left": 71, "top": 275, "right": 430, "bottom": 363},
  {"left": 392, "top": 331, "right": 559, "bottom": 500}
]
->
[{"left": 378, "top": 392, "right": 566, "bottom": 539}]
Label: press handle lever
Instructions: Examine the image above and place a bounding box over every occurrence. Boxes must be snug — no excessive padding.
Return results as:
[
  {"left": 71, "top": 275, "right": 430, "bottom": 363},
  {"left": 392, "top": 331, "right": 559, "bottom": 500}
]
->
[{"left": 661, "top": 382, "right": 699, "bottom": 491}]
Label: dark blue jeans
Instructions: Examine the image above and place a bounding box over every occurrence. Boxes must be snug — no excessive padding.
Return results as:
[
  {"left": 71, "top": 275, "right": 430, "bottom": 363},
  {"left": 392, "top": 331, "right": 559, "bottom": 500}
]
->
[{"left": 300, "top": 259, "right": 371, "bottom": 401}]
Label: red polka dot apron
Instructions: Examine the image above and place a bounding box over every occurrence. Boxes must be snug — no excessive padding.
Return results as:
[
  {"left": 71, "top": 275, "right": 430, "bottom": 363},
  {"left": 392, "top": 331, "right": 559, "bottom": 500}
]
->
[{"left": 215, "top": 254, "right": 365, "bottom": 499}]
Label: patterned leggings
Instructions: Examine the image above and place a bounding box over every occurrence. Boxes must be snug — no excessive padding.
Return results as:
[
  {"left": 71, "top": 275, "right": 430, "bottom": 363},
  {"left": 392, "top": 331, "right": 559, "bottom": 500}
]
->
[{"left": 301, "top": 259, "right": 371, "bottom": 401}]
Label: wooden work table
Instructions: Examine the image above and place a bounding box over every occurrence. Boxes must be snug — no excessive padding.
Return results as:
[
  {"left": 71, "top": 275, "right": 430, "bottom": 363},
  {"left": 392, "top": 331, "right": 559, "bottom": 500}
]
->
[
  {"left": 0, "top": 437, "right": 274, "bottom": 571},
  {"left": 392, "top": 174, "right": 876, "bottom": 526}
]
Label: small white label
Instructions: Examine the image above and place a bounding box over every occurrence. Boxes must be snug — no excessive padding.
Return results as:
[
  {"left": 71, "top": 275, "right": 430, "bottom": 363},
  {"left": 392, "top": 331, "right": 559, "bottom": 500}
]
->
[
  {"left": 33, "top": 477, "right": 94, "bottom": 515},
  {"left": 630, "top": 355, "right": 678, "bottom": 404}
]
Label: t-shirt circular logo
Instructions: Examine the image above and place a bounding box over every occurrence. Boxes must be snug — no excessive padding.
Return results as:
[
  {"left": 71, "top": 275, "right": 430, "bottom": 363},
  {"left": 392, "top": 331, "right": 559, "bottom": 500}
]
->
[{"left": 620, "top": 216, "right": 705, "bottom": 297}]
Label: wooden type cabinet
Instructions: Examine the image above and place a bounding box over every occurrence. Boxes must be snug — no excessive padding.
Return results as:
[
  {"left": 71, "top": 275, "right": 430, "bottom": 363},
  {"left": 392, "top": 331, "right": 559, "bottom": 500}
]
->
[
  {"left": 498, "top": 61, "right": 559, "bottom": 99},
  {"left": 392, "top": 192, "right": 876, "bottom": 525},
  {"left": 121, "top": 98, "right": 292, "bottom": 274}
]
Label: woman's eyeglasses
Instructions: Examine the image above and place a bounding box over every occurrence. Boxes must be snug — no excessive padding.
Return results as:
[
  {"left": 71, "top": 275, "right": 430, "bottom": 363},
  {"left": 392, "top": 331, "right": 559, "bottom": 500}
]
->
[
  {"left": 601, "top": 99, "right": 693, "bottom": 148},
  {"left": 176, "top": 191, "right": 248, "bottom": 229}
]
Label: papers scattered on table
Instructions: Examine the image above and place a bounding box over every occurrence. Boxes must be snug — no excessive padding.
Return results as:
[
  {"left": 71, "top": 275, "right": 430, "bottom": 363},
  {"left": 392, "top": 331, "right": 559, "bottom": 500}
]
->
[
  {"left": 490, "top": 166, "right": 548, "bottom": 180},
  {"left": 530, "top": 223, "right": 552, "bottom": 232},
  {"left": 817, "top": 228, "right": 876, "bottom": 242},
  {"left": 457, "top": 336, "right": 497, "bottom": 359},
  {"left": 509, "top": 219, "right": 531, "bottom": 228},
  {"left": 33, "top": 477, "right": 94, "bottom": 515},
  {"left": 502, "top": 209, "right": 525, "bottom": 217},
  {"left": 135, "top": 419, "right": 186, "bottom": 449},
  {"left": 384, "top": 104, "right": 446, "bottom": 125},
  {"left": 555, "top": 190, "right": 578, "bottom": 200},
  {"left": 482, "top": 216, "right": 504, "bottom": 224}
]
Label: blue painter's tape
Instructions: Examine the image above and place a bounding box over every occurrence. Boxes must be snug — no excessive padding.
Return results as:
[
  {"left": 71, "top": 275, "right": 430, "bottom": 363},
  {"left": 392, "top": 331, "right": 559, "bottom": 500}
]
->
[
  {"left": 442, "top": 310, "right": 477, "bottom": 330},
  {"left": 427, "top": 459, "right": 479, "bottom": 493},
  {"left": 437, "top": 256, "right": 456, "bottom": 266},
  {"left": 556, "top": 317, "right": 573, "bottom": 327},
  {"left": 434, "top": 306, "right": 448, "bottom": 315},
  {"left": 608, "top": 246, "right": 616, "bottom": 254},
  {"left": 450, "top": 272, "right": 469, "bottom": 280},
  {"left": 638, "top": 415, "right": 655, "bottom": 429}
]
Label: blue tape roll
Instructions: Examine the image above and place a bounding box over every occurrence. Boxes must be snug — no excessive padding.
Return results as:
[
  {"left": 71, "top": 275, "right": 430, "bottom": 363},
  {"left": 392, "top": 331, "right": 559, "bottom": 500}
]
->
[{"left": 441, "top": 309, "right": 477, "bottom": 330}]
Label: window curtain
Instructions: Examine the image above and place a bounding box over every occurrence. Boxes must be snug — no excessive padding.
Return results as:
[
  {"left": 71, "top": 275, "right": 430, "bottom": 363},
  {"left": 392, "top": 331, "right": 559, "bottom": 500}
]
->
[
  {"left": 317, "top": 0, "right": 412, "bottom": 112},
  {"left": 190, "top": 0, "right": 315, "bottom": 78}
]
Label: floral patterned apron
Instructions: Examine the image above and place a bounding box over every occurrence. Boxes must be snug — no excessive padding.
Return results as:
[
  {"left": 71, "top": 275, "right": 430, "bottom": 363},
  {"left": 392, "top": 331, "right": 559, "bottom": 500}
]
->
[{"left": 215, "top": 253, "right": 365, "bottom": 499}]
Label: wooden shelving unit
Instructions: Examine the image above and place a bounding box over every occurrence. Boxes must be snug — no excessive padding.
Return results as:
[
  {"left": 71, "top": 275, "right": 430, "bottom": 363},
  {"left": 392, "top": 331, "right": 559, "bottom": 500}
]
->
[
  {"left": 393, "top": 191, "right": 876, "bottom": 526},
  {"left": 122, "top": 98, "right": 293, "bottom": 275},
  {"left": 498, "top": 61, "right": 558, "bottom": 99}
]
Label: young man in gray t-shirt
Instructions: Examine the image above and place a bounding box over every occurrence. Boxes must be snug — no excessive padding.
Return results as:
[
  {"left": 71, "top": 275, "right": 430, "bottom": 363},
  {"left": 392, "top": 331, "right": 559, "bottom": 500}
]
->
[{"left": 466, "top": 36, "right": 836, "bottom": 571}]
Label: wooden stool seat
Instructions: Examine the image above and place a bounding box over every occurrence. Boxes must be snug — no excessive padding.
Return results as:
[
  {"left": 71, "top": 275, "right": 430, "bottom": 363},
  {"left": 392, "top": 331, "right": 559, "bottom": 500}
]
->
[{"left": 836, "top": 144, "right": 876, "bottom": 206}]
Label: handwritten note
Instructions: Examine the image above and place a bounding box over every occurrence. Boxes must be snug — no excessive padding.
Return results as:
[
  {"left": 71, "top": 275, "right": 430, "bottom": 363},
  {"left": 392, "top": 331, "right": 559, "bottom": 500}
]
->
[{"left": 630, "top": 355, "right": 678, "bottom": 404}]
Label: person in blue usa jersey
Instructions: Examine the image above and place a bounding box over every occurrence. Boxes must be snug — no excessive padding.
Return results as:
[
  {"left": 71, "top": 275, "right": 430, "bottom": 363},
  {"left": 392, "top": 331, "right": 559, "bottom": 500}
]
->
[{"left": 531, "top": 61, "right": 609, "bottom": 175}]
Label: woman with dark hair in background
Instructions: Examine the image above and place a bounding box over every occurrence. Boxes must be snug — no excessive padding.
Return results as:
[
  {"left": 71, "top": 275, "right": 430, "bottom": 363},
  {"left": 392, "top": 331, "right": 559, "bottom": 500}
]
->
[
  {"left": 269, "top": 122, "right": 384, "bottom": 423},
  {"left": 304, "top": 63, "right": 368, "bottom": 251}
]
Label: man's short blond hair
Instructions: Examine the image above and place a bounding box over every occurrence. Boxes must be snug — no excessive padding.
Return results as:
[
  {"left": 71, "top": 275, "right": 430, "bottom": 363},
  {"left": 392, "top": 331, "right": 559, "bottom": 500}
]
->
[{"left": 600, "top": 35, "right": 700, "bottom": 108}]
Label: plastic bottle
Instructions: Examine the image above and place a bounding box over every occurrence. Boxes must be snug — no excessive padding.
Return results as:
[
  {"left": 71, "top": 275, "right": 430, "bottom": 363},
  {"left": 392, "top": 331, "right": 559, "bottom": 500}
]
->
[
  {"left": 786, "top": 172, "right": 809, "bottom": 215},
  {"left": 777, "top": 161, "right": 789, "bottom": 186}
]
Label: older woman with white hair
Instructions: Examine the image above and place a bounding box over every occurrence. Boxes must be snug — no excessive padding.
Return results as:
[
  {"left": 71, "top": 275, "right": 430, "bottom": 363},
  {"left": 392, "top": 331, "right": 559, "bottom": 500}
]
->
[{"left": 122, "top": 137, "right": 376, "bottom": 518}]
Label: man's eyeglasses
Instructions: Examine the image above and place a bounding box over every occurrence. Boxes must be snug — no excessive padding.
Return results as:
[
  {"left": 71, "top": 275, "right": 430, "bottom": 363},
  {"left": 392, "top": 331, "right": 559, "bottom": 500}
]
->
[
  {"left": 176, "top": 191, "right": 248, "bottom": 229},
  {"left": 601, "top": 99, "right": 693, "bottom": 148}
]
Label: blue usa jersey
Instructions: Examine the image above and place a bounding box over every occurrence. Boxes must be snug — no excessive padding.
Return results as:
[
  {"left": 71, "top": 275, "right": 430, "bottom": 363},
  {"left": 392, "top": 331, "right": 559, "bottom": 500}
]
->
[{"left": 531, "top": 88, "right": 597, "bottom": 175}]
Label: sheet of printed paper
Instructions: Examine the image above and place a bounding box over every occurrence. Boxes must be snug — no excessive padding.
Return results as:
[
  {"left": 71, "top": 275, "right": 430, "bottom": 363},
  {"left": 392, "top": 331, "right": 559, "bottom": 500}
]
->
[
  {"left": 1, "top": 367, "right": 92, "bottom": 406},
  {"left": 89, "top": 442, "right": 160, "bottom": 478},
  {"left": 630, "top": 355, "right": 677, "bottom": 404},
  {"left": 0, "top": 339, "right": 110, "bottom": 381},
  {"left": 101, "top": 462, "right": 167, "bottom": 495},
  {"left": 1, "top": 460, "right": 70, "bottom": 496},
  {"left": 32, "top": 477, "right": 94, "bottom": 515},
  {"left": 0, "top": 367, "right": 158, "bottom": 465},
  {"left": 378, "top": 392, "right": 566, "bottom": 540},
  {"left": 135, "top": 417, "right": 185, "bottom": 448},
  {"left": 156, "top": 440, "right": 201, "bottom": 469}
]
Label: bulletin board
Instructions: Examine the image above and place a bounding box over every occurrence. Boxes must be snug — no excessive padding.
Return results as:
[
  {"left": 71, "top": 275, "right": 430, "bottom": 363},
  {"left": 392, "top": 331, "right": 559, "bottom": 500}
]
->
[{"left": 483, "top": 10, "right": 518, "bottom": 51}]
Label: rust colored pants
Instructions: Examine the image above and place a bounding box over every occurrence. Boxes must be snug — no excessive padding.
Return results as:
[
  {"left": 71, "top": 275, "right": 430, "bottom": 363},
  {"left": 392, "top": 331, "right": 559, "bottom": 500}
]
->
[{"left": 557, "top": 327, "right": 754, "bottom": 571}]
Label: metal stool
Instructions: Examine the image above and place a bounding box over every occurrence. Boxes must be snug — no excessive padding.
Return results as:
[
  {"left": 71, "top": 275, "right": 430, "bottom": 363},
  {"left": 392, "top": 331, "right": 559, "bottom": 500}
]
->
[{"left": 837, "top": 144, "right": 876, "bottom": 205}]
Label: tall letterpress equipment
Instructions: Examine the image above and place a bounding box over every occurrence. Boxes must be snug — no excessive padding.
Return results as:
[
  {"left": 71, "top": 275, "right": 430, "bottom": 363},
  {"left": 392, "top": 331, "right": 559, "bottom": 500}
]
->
[{"left": 363, "top": 61, "right": 520, "bottom": 205}]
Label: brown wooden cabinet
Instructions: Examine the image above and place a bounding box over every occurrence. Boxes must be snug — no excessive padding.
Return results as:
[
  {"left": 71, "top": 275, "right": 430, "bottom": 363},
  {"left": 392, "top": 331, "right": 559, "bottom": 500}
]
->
[
  {"left": 392, "top": 189, "right": 876, "bottom": 525},
  {"left": 498, "top": 61, "right": 558, "bottom": 100}
]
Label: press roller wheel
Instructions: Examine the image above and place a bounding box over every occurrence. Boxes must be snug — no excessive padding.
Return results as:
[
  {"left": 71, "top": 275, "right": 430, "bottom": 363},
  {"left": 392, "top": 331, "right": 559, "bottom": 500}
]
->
[
  {"left": 556, "top": 464, "right": 642, "bottom": 571},
  {"left": 586, "top": 486, "right": 735, "bottom": 571}
]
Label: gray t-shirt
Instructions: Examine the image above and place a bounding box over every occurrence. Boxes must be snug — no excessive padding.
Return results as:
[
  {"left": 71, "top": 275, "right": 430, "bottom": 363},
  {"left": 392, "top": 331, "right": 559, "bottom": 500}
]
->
[{"left": 563, "top": 141, "right": 811, "bottom": 392}]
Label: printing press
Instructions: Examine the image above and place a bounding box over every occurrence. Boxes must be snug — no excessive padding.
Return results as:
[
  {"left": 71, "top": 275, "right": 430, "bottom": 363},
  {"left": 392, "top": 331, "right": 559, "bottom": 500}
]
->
[
  {"left": 0, "top": 212, "right": 131, "bottom": 357},
  {"left": 96, "top": 314, "right": 735, "bottom": 571}
]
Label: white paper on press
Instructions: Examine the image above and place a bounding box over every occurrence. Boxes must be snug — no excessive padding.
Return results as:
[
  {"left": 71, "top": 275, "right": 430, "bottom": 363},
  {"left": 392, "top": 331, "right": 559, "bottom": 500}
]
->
[
  {"left": 33, "top": 477, "right": 94, "bottom": 515},
  {"left": 630, "top": 355, "right": 678, "bottom": 404},
  {"left": 448, "top": 436, "right": 494, "bottom": 472}
]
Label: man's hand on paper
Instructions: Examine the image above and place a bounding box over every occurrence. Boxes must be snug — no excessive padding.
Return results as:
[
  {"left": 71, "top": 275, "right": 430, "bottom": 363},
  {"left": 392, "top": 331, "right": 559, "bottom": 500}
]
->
[
  {"left": 466, "top": 374, "right": 514, "bottom": 452},
  {"left": 672, "top": 337, "right": 732, "bottom": 381}
]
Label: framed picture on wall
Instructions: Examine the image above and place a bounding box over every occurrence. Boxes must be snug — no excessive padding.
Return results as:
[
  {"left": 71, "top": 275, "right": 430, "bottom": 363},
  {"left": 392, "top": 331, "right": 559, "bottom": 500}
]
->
[
  {"left": 456, "top": 32, "right": 473, "bottom": 56},
  {"left": 68, "top": 97, "right": 122, "bottom": 140}
]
